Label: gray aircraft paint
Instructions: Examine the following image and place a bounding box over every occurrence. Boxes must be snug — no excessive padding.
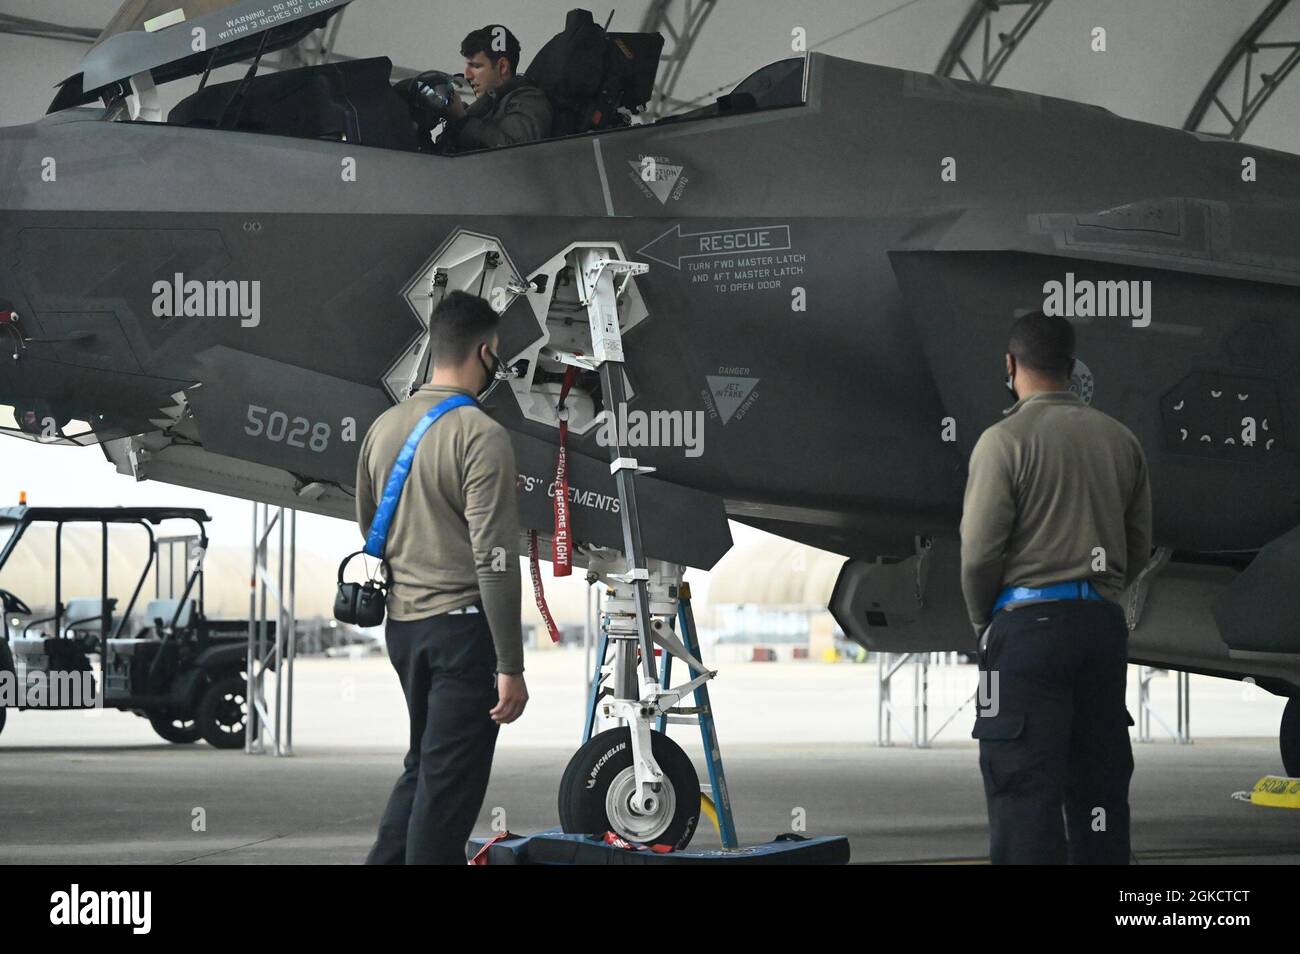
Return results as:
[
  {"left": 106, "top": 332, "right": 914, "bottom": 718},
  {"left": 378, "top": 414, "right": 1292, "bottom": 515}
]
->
[{"left": 2, "top": 14, "right": 1299, "bottom": 690}]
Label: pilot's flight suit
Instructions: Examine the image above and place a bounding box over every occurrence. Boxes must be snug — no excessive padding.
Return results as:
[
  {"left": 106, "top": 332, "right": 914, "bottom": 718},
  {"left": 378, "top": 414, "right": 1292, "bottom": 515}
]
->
[
  {"left": 439, "top": 74, "right": 553, "bottom": 152},
  {"left": 961, "top": 390, "right": 1152, "bottom": 864},
  {"left": 355, "top": 383, "right": 524, "bottom": 864}
]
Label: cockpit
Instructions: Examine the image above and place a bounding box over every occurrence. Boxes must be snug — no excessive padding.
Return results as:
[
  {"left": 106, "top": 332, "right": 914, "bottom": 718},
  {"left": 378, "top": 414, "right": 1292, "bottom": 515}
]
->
[
  {"left": 45, "top": 0, "right": 807, "bottom": 155},
  {"left": 2, "top": 0, "right": 808, "bottom": 448}
]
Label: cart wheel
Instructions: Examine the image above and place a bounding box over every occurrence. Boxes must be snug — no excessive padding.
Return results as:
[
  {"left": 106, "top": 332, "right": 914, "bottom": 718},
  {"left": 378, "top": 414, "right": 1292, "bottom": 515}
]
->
[
  {"left": 558, "top": 727, "right": 700, "bottom": 849},
  {"left": 149, "top": 713, "right": 201, "bottom": 744},
  {"left": 197, "top": 674, "right": 247, "bottom": 749}
]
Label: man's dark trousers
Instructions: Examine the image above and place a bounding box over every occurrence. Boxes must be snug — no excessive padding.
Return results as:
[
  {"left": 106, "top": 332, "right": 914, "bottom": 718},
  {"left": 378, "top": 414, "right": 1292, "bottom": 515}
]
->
[
  {"left": 973, "top": 598, "right": 1134, "bottom": 864},
  {"left": 366, "top": 610, "right": 500, "bottom": 864}
]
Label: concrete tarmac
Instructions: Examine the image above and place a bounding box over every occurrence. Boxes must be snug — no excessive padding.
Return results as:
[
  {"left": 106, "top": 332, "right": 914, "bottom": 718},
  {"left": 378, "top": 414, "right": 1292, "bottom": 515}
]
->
[{"left": 1, "top": 654, "right": 1296, "bottom": 864}]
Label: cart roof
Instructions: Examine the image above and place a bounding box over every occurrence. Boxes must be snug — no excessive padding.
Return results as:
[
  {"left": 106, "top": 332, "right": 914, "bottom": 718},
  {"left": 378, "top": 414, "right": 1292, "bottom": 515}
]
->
[{"left": 0, "top": 506, "right": 211, "bottom": 525}]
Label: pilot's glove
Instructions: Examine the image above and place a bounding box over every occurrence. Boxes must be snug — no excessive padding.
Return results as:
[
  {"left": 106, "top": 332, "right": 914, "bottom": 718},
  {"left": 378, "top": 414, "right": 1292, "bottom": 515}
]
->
[{"left": 395, "top": 71, "right": 459, "bottom": 125}]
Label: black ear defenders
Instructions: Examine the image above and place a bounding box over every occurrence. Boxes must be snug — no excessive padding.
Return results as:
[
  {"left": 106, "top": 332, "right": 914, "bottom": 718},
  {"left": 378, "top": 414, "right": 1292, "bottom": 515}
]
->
[{"left": 335, "top": 551, "right": 392, "bottom": 627}]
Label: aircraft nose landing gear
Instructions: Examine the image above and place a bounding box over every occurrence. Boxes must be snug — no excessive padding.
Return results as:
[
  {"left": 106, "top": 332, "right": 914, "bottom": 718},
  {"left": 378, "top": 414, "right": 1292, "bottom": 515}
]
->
[
  {"left": 533, "top": 245, "right": 718, "bottom": 850},
  {"left": 556, "top": 556, "right": 716, "bottom": 849}
]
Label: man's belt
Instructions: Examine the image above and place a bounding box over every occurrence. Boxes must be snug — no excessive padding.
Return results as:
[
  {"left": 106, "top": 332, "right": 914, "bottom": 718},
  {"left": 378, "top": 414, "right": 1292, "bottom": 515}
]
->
[{"left": 993, "top": 579, "right": 1102, "bottom": 613}]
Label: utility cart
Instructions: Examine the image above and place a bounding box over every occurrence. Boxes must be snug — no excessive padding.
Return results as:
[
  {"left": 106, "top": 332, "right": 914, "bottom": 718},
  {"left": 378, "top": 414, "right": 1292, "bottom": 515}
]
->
[{"left": 0, "top": 505, "right": 258, "bottom": 747}]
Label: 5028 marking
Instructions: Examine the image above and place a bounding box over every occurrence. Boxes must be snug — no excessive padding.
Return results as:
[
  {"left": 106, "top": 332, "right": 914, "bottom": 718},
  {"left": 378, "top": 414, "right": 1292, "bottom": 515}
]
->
[{"left": 245, "top": 405, "right": 333, "bottom": 452}]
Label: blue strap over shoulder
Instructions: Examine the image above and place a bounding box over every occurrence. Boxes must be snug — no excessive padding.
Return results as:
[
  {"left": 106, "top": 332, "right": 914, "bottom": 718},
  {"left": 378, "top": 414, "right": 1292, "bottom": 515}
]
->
[{"left": 364, "top": 393, "right": 477, "bottom": 558}]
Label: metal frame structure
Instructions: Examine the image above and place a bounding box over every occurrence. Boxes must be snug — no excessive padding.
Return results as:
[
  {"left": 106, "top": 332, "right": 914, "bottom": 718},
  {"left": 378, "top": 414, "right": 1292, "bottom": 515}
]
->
[
  {"left": 1183, "top": 0, "right": 1299, "bottom": 141},
  {"left": 583, "top": 580, "right": 737, "bottom": 847},
  {"left": 1137, "top": 666, "right": 1192, "bottom": 744},
  {"left": 936, "top": 0, "right": 1054, "bottom": 84},
  {"left": 876, "top": 650, "right": 977, "bottom": 747},
  {"left": 154, "top": 533, "right": 203, "bottom": 606},
  {"left": 246, "top": 502, "right": 297, "bottom": 756},
  {"left": 270, "top": 7, "right": 347, "bottom": 71},
  {"left": 640, "top": 0, "right": 718, "bottom": 119},
  {"left": 583, "top": 578, "right": 607, "bottom": 699},
  {"left": 1123, "top": 545, "right": 1190, "bottom": 743},
  {"left": 0, "top": 14, "right": 98, "bottom": 45}
]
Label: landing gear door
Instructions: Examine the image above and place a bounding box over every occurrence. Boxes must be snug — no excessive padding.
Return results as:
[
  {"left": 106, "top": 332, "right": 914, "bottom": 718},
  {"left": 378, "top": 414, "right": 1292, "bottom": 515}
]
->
[
  {"left": 390, "top": 229, "right": 547, "bottom": 403},
  {"left": 509, "top": 241, "right": 649, "bottom": 437}
]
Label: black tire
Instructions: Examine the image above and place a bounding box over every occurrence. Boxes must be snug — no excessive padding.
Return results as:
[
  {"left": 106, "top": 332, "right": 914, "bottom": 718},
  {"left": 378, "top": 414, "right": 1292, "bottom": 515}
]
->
[
  {"left": 196, "top": 673, "right": 248, "bottom": 749},
  {"left": 558, "top": 727, "right": 700, "bottom": 849},
  {"left": 149, "top": 712, "right": 201, "bottom": 744},
  {"left": 1281, "top": 697, "right": 1300, "bottom": 777},
  {"left": 0, "top": 706, "right": 6, "bottom": 738}
]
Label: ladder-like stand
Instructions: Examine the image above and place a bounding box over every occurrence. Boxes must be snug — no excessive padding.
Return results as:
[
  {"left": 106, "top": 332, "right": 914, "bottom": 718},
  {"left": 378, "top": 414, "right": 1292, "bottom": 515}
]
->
[{"left": 582, "top": 567, "right": 738, "bottom": 848}]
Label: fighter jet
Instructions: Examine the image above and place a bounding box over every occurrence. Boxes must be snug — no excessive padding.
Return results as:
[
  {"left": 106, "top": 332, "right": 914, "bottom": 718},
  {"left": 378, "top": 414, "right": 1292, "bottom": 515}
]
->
[{"left": 2, "top": 0, "right": 1299, "bottom": 844}]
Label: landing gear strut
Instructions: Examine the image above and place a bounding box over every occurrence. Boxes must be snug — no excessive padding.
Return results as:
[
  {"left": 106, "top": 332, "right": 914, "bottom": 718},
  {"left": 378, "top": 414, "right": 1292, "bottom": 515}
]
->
[
  {"left": 559, "top": 555, "right": 717, "bottom": 847},
  {"left": 547, "top": 248, "right": 717, "bottom": 847}
]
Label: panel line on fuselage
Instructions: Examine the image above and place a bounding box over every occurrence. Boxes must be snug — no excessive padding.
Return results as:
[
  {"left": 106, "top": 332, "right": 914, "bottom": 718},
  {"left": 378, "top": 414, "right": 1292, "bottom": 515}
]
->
[{"left": 592, "top": 138, "right": 616, "bottom": 218}]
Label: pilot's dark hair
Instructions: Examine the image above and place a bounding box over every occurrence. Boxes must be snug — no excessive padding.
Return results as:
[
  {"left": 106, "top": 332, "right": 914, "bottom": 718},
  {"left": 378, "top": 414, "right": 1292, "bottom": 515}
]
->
[
  {"left": 461, "top": 24, "right": 521, "bottom": 75},
  {"left": 430, "top": 290, "right": 500, "bottom": 367},
  {"left": 1007, "top": 310, "right": 1074, "bottom": 377}
]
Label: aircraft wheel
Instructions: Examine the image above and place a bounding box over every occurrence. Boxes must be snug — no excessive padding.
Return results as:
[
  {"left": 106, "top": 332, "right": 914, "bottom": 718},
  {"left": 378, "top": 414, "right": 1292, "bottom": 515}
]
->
[
  {"left": 149, "top": 713, "right": 201, "bottom": 744},
  {"left": 1281, "top": 697, "right": 1300, "bottom": 778},
  {"left": 558, "top": 727, "right": 700, "bottom": 849},
  {"left": 197, "top": 674, "right": 248, "bottom": 749}
]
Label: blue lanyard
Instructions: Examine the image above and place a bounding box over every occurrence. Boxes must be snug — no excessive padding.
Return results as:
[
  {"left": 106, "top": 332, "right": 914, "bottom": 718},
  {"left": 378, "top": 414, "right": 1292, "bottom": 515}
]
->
[{"left": 363, "top": 393, "right": 477, "bottom": 558}]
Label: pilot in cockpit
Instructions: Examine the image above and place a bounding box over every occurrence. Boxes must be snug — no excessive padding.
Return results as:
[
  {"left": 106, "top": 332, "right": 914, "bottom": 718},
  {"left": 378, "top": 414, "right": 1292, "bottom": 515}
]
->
[{"left": 396, "top": 24, "right": 553, "bottom": 154}]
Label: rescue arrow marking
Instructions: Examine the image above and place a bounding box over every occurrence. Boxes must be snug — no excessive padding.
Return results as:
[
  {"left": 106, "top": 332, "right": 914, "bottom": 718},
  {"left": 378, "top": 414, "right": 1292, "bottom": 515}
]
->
[{"left": 636, "top": 224, "right": 792, "bottom": 270}]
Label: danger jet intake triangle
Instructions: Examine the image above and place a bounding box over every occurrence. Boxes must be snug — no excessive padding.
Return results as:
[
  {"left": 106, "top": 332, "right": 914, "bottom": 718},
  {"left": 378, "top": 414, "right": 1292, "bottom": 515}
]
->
[
  {"left": 707, "top": 375, "right": 759, "bottom": 425},
  {"left": 628, "top": 159, "right": 683, "bottom": 204}
]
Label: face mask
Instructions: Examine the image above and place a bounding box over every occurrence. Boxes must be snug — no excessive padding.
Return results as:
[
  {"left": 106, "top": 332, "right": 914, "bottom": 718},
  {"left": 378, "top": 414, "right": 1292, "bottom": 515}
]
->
[{"left": 478, "top": 346, "right": 504, "bottom": 400}]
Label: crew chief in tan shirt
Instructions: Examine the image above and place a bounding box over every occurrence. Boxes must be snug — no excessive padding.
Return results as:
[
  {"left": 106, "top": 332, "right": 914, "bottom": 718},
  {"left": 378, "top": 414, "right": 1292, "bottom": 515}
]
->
[
  {"left": 358, "top": 290, "right": 527, "bottom": 865},
  {"left": 961, "top": 309, "right": 1151, "bottom": 865}
]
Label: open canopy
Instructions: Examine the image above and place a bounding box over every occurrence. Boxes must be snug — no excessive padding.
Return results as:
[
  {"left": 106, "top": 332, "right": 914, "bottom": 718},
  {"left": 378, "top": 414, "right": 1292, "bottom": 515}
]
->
[{"left": 54, "top": 0, "right": 352, "bottom": 107}]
